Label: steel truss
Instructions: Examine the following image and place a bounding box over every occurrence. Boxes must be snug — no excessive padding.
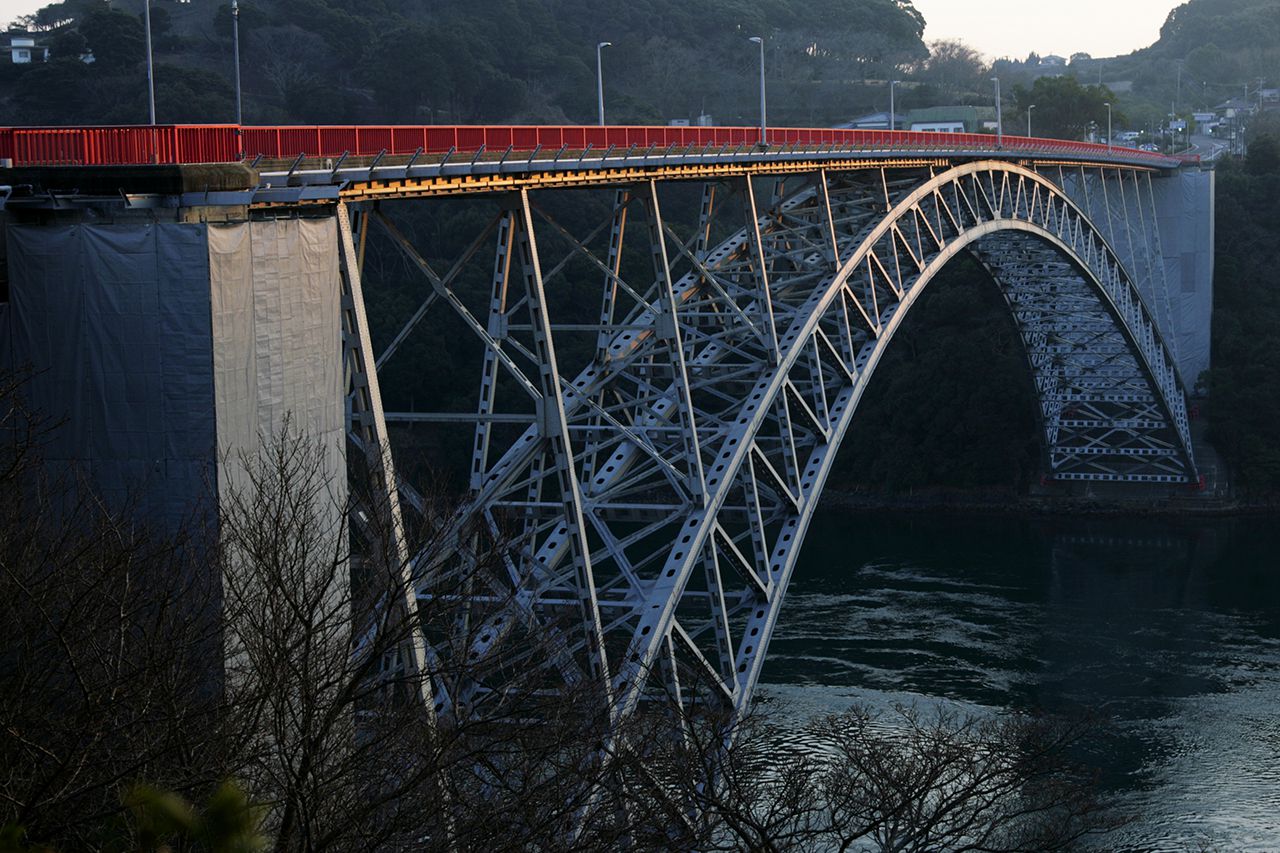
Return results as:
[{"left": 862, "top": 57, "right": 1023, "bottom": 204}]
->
[{"left": 342, "top": 160, "right": 1198, "bottom": 722}]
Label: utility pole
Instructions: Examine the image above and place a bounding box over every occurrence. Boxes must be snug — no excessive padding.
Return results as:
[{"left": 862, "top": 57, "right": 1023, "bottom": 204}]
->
[
  {"left": 596, "top": 42, "right": 611, "bottom": 126},
  {"left": 1027, "top": 104, "right": 1035, "bottom": 137},
  {"left": 143, "top": 0, "right": 155, "bottom": 124},
  {"left": 889, "top": 79, "right": 897, "bottom": 132},
  {"left": 232, "top": 0, "right": 243, "bottom": 125},
  {"left": 1104, "top": 102, "right": 1112, "bottom": 152},
  {"left": 991, "top": 77, "right": 1002, "bottom": 147},
  {"left": 749, "top": 36, "right": 766, "bottom": 145}
]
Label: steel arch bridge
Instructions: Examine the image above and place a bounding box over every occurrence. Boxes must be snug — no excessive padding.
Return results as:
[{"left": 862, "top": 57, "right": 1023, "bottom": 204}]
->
[{"left": 322, "top": 149, "right": 1202, "bottom": 725}]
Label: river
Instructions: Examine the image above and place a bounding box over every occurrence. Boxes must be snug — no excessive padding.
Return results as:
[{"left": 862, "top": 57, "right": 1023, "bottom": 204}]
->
[{"left": 759, "top": 511, "right": 1280, "bottom": 851}]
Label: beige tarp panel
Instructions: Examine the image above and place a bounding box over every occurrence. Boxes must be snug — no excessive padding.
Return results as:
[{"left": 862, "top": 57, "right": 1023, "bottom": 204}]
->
[{"left": 207, "top": 218, "right": 345, "bottom": 509}]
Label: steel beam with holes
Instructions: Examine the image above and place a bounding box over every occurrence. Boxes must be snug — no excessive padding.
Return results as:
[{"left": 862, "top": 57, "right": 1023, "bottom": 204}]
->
[{"left": 347, "top": 159, "right": 1199, "bottom": 733}]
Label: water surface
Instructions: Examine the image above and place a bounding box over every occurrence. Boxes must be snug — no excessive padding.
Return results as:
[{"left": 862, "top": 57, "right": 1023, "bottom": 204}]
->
[{"left": 760, "top": 512, "right": 1280, "bottom": 851}]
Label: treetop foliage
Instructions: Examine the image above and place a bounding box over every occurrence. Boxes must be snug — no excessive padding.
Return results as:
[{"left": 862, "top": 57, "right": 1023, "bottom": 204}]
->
[
  {"left": 1010, "top": 77, "right": 1119, "bottom": 141},
  {"left": 1157, "top": 0, "right": 1280, "bottom": 56},
  {"left": 3, "top": 0, "right": 932, "bottom": 126},
  {"left": 1205, "top": 114, "right": 1280, "bottom": 496}
]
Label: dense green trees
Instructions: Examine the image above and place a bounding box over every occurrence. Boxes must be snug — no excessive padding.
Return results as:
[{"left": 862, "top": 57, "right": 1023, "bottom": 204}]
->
[
  {"left": 829, "top": 257, "right": 1042, "bottom": 495},
  {"left": 1092, "top": 0, "right": 1279, "bottom": 133},
  {"left": 1, "top": 0, "right": 931, "bottom": 126},
  {"left": 1158, "top": 0, "right": 1280, "bottom": 58},
  {"left": 1010, "top": 77, "right": 1119, "bottom": 141},
  {"left": 77, "top": 9, "right": 146, "bottom": 69},
  {"left": 1204, "top": 115, "right": 1280, "bottom": 496}
]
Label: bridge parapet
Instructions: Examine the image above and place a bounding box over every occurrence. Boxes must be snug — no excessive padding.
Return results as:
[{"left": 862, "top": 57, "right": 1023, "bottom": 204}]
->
[{"left": 1, "top": 123, "right": 1189, "bottom": 170}]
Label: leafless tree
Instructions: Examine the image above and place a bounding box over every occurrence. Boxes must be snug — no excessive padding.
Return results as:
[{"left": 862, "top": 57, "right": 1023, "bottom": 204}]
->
[
  {"left": 612, "top": 697, "right": 1120, "bottom": 852},
  {"left": 0, "top": 373, "right": 225, "bottom": 848},
  {"left": 814, "top": 704, "right": 1120, "bottom": 852},
  {"left": 2, "top": 370, "right": 1121, "bottom": 851}
]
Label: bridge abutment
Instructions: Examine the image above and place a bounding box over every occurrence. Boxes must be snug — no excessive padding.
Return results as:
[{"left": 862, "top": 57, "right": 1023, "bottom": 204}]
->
[
  {"left": 1, "top": 195, "right": 345, "bottom": 531},
  {"left": 1054, "top": 166, "right": 1214, "bottom": 386}
]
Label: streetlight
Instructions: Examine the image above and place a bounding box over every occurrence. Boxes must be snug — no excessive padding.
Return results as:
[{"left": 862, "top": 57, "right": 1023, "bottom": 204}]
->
[
  {"left": 991, "top": 77, "right": 1002, "bottom": 147},
  {"left": 1104, "top": 102, "right": 1112, "bottom": 152},
  {"left": 889, "top": 79, "right": 898, "bottom": 132},
  {"left": 1027, "top": 104, "right": 1036, "bottom": 137},
  {"left": 232, "top": 0, "right": 243, "bottom": 125},
  {"left": 143, "top": 0, "right": 155, "bottom": 124},
  {"left": 749, "top": 36, "right": 766, "bottom": 145},
  {"left": 596, "top": 41, "right": 611, "bottom": 126}
]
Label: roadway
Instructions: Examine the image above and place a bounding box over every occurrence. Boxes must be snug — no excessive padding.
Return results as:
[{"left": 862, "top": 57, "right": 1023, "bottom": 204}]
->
[{"left": 1186, "top": 134, "right": 1230, "bottom": 163}]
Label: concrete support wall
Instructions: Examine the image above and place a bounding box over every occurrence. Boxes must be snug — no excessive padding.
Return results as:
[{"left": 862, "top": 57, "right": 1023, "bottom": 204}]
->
[
  {"left": 1056, "top": 167, "right": 1215, "bottom": 389},
  {"left": 3, "top": 213, "right": 344, "bottom": 530},
  {"left": 208, "top": 218, "right": 345, "bottom": 504},
  {"left": 1152, "top": 169, "right": 1215, "bottom": 386}
]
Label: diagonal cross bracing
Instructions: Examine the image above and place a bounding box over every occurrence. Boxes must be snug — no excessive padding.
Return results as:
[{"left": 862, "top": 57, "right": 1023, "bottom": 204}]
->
[{"left": 348, "top": 160, "right": 1200, "bottom": 730}]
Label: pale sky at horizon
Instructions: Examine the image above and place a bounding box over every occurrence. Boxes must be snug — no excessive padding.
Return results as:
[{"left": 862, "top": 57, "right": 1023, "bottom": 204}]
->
[
  {"left": 0, "top": 0, "right": 1183, "bottom": 60},
  {"left": 911, "top": 0, "right": 1183, "bottom": 60}
]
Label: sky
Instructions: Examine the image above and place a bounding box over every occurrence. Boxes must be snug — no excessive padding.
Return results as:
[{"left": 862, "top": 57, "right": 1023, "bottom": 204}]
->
[
  {"left": 0, "top": 0, "right": 49, "bottom": 25},
  {"left": 0, "top": 0, "right": 1182, "bottom": 60},
  {"left": 910, "top": 0, "right": 1183, "bottom": 59}
]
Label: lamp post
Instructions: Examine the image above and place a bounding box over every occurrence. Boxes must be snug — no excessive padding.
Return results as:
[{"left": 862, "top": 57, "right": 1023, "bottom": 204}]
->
[
  {"left": 889, "top": 79, "right": 898, "bottom": 132},
  {"left": 232, "top": 0, "right": 242, "bottom": 125},
  {"left": 1104, "top": 102, "right": 1112, "bottom": 152},
  {"left": 143, "top": 0, "right": 155, "bottom": 124},
  {"left": 991, "top": 76, "right": 1002, "bottom": 147},
  {"left": 596, "top": 41, "right": 611, "bottom": 126},
  {"left": 749, "top": 36, "right": 766, "bottom": 145},
  {"left": 1027, "top": 104, "right": 1036, "bottom": 137}
]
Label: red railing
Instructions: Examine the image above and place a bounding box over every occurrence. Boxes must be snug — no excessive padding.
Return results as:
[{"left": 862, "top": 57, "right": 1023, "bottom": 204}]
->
[{"left": 0, "top": 124, "right": 1191, "bottom": 169}]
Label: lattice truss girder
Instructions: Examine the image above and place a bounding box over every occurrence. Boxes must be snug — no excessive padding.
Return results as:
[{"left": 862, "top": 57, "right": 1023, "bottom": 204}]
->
[{"left": 347, "top": 160, "right": 1198, "bottom": 721}]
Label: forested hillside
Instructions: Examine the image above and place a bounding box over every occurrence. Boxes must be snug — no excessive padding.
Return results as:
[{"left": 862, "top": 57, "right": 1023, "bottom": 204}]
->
[
  {"left": 1204, "top": 114, "right": 1280, "bottom": 495},
  {"left": 2, "top": 0, "right": 929, "bottom": 126},
  {"left": 1049, "top": 0, "right": 1280, "bottom": 132}
]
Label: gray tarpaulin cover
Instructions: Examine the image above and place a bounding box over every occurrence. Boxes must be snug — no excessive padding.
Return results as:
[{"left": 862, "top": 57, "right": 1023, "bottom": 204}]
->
[
  {"left": 5, "top": 217, "right": 344, "bottom": 529},
  {"left": 1057, "top": 168, "right": 1214, "bottom": 389},
  {"left": 1152, "top": 170, "right": 1215, "bottom": 385},
  {"left": 7, "top": 223, "right": 216, "bottom": 528}
]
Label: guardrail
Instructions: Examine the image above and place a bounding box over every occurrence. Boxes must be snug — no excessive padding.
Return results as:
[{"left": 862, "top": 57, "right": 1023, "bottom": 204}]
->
[{"left": 0, "top": 123, "right": 1193, "bottom": 169}]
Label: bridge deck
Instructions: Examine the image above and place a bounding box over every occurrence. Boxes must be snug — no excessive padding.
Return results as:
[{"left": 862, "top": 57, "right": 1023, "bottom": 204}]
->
[{"left": 0, "top": 124, "right": 1197, "bottom": 210}]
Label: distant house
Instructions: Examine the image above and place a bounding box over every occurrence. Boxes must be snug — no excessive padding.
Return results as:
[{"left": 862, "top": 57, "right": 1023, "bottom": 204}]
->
[
  {"left": 4, "top": 33, "right": 49, "bottom": 64},
  {"left": 1192, "top": 112, "right": 1218, "bottom": 135},
  {"left": 903, "top": 106, "right": 996, "bottom": 134},
  {"left": 1039, "top": 54, "right": 1067, "bottom": 68},
  {"left": 1215, "top": 97, "right": 1255, "bottom": 117},
  {"left": 838, "top": 111, "right": 899, "bottom": 131}
]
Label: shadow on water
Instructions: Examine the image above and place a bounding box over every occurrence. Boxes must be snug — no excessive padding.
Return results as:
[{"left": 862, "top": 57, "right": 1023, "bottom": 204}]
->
[{"left": 760, "top": 511, "right": 1280, "bottom": 851}]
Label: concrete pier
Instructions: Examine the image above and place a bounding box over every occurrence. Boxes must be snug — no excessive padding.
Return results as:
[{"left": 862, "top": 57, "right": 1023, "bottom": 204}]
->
[{"left": 1, "top": 166, "right": 344, "bottom": 528}]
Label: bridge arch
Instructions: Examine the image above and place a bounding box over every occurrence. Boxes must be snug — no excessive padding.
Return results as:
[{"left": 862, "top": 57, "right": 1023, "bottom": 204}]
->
[{"left": 388, "top": 160, "right": 1197, "bottom": 722}]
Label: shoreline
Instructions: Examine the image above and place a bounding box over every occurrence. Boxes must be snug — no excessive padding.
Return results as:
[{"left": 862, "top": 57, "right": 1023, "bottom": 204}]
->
[{"left": 819, "top": 489, "right": 1280, "bottom": 519}]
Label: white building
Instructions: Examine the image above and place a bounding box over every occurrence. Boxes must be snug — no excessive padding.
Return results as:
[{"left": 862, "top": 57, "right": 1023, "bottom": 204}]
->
[{"left": 5, "top": 34, "right": 49, "bottom": 64}]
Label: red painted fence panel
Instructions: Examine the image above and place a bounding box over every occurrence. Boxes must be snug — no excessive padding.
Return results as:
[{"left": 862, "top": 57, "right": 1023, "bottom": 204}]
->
[{"left": 0, "top": 124, "right": 1182, "bottom": 169}]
